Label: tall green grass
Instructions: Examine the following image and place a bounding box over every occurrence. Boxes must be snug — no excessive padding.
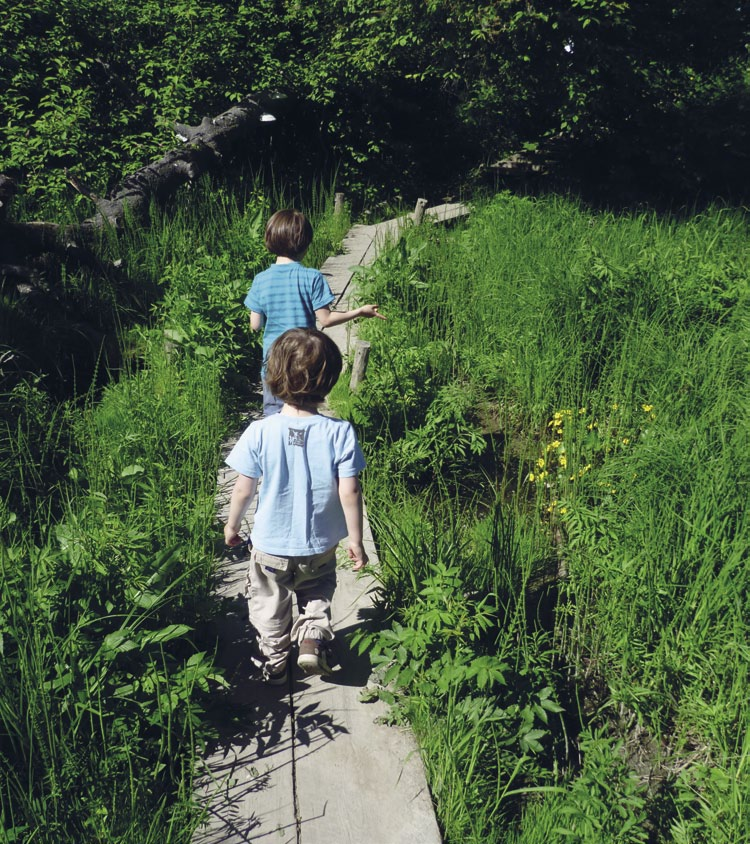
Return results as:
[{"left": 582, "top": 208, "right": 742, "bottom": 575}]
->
[
  {"left": 0, "top": 176, "right": 349, "bottom": 842},
  {"left": 343, "top": 193, "right": 750, "bottom": 841},
  {"left": 0, "top": 348, "right": 225, "bottom": 842}
]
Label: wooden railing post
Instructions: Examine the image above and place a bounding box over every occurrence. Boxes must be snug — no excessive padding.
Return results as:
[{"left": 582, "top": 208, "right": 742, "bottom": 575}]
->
[
  {"left": 334, "top": 192, "right": 345, "bottom": 216},
  {"left": 413, "top": 197, "right": 428, "bottom": 225},
  {"left": 349, "top": 340, "right": 371, "bottom": 391}
]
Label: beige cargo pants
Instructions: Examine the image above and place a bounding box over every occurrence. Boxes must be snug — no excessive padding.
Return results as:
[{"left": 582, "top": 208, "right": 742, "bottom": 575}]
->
[{"left": 246, "top": 546, "right": 337, "bottom": 673}]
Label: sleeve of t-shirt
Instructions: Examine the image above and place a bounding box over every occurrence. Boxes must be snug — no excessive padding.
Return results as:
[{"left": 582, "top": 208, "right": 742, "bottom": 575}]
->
[
  {"left": 225, "top": 423, "right": 262, "bottom": 478},
  {"left": 310, "top": 270, "right": 335, "bottom": 310},
  {"left": 336, "top": 423, "right": 366, "bottom": 478}
]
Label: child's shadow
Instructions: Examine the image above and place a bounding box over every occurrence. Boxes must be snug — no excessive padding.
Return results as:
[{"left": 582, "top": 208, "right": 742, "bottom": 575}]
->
[{"left": 320, "top": 606, "right": 380, "bottom": 688}]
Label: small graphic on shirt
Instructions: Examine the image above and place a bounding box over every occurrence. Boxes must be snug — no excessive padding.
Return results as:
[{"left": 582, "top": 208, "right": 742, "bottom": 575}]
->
[{"left": 288, "top": 427, "right": 307, "bottom": 447}]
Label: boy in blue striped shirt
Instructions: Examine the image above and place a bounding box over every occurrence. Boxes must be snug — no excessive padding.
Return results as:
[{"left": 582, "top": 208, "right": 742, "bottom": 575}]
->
[{"left": 246, "top": 209, "right": 386, "bottom": 415}]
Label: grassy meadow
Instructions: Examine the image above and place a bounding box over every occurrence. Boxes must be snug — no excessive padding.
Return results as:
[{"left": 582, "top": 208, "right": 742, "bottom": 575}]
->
[
  {"left": 1, "top": 184, "right": 748, "bottom": 842},
  {"left": 340, "top": 194, "right": 750, "bottom": 843}
]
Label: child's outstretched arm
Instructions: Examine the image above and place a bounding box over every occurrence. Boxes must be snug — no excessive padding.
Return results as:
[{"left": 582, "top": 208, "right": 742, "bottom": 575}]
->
[
  {"left": 315, "top": 304, "right": 386, "bottom": 328},
  {"left": 338, "top": 475, "right": 368, "bottom": 571},
  {"left": 224, "top": 472, "right": 258, "bottom": 547}
]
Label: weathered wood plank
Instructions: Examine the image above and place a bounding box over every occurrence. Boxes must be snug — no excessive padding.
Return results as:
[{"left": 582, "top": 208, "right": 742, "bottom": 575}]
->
[
  {"left": 424, "top": 202, "right": 470, "bottom": 223},
  {"left": 291, "top": 562, "right": 442, "bottom": 844},
  {"left": 193, "top": 686, "right": 296, "bottom": 844}
]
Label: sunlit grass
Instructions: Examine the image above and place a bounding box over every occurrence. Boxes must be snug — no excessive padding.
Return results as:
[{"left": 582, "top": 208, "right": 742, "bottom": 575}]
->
[
  {"left": 346, "top": 193, "right": 750, "bottom": 841},
  {"left": 0, "top": 177, "right": 347, "bottom": 841}
]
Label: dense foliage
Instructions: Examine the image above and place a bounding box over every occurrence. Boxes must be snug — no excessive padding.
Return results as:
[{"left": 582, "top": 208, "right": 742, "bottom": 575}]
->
[
  {"left": 343, "top": 195, "right": 750, "bottom": 841},
  {"left": 2, "top": 0, "right": 749, "bottom": 216},
  {"left": 0, "top": 184, "right": 349, "bottom": 842}
]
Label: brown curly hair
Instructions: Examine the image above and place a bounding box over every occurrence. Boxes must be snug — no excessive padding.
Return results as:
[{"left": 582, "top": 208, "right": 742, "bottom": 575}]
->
[{"left": 265, "top": 328, "right": 343, "bottom": 406}]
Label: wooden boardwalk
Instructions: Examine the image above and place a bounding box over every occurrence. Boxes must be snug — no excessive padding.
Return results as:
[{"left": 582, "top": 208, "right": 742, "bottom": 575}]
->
[{"left": 192, "top": 203, "right": 468, "bottom": 844}]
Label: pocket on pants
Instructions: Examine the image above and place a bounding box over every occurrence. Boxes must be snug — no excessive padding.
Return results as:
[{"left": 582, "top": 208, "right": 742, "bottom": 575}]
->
[
  {"left": 299, "top": 548, "right": 336, "bottom": 577},
  {"left": 251, "top": 548, "right": 290, "bottom": 574}
]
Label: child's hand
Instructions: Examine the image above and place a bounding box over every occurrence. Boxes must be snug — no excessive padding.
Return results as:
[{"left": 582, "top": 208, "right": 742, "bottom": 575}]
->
[
  {"left": 224, "top": 524, "right": 244, "bottom": 547},
  {"left": 359, "top": 304, "right": 387, "bottom": 320},
  {"left": 348, "top": 542, "right": 368, "bottom": 571}
]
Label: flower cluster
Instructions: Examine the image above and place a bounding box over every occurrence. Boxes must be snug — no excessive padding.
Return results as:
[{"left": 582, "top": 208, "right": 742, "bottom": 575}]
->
[{"left": 527, "top": 401, "right": 656, "bottom": 515}]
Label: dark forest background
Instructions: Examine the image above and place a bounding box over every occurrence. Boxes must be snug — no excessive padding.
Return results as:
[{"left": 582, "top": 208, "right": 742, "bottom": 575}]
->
[{"left": 2, "top": 0, "right": 749, "bottom": 220}]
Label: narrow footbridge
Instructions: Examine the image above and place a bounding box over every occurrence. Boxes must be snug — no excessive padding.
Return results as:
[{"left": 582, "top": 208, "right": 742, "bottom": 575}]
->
[{"left": 193, "top": 203, "right": 468, "bottom": 844}]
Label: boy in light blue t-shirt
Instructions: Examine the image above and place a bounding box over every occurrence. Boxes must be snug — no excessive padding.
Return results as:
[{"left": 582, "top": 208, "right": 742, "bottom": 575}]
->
[
  {"left": 224, "top": 328, "right": 368, "bottom": 685},
  {"left": 246, "top": 209, "right": 386, "bottom": 415}
]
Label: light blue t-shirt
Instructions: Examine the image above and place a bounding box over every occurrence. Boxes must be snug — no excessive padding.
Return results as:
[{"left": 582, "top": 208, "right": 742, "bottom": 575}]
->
[
  {"left": 226, "top": 413, "right": 366, "bottom": 556},
  {"left": 245, "top": 262, "right": 335, "bottom": 370}
]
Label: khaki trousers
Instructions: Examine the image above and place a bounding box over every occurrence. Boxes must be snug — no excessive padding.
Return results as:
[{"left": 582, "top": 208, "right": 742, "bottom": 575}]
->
[{"left": 246, "top": 546, "right": 337, "bottom": 672}]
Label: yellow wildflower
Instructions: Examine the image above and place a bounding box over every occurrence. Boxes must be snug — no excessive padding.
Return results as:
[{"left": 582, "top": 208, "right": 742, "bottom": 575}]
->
[
  {"left": 642, "top": 404, "right": 653, "bottom": 412},
  {"left": 622, "top": 437, "right": 629, "bottom": 445},
  {"left": 536, "top": 458, "right": 545, "bottom": 469},
  {"left": 559, "top": 455, "right": 567, "bottom": 468}
]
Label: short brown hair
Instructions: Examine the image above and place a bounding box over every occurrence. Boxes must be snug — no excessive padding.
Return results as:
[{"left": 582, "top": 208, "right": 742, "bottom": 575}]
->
[
  {"left": 264, "top": 209, "right": 313, "bottom": 259},
  {"left": 265, "top": 328, "right": 343, "bottom": 406}
]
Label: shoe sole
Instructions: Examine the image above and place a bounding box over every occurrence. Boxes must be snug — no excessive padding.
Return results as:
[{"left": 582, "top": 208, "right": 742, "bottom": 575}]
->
[{"left": 297, "top": 654, "right": 331, "bottom": 675}]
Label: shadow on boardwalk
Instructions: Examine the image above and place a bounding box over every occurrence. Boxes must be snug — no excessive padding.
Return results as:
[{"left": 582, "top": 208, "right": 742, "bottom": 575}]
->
[
  {"left": 194, "top": 579, "right": 437, "bottom": 843},
  {"left": 193, "top": 207, "right": 469, "bottom": 843}
]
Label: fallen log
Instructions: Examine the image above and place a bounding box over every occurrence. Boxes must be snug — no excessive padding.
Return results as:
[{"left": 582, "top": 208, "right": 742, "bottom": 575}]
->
[
  {"left": 0, "top": 94, "right": 277, "bottom": 281},
  {"left": 0, "top": 175, "right": 17, "bottom": 223},
  {"left": 89, "top": 95, "right": 275, "bottom": 228}
]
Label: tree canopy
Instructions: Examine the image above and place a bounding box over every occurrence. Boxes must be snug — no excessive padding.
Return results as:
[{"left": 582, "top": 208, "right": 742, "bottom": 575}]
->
[{"left": 2, "top": 0, "right": 749, "bottom": 215}]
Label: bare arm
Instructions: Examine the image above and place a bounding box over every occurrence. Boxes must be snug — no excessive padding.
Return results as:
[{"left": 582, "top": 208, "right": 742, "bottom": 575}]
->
[
  {"left": 250, "top": 311, "right": 264, "bottom": 331},
  {"left": 338, "top": 475, "right": 368, "bottom": 571},
  {"left": 316, "top": 304, "right": 386, "bottom": 328},
  {"left": 224, "top": 473, "right": 258, "bottom": 546}
]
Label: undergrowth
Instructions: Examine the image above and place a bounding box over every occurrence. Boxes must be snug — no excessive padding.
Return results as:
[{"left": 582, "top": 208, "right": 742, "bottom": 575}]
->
[{"left": 336, "top": 193, "right": 750, "bottom": 842}]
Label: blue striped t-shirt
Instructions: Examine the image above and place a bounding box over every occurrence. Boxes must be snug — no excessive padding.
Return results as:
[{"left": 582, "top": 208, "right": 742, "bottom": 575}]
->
[{"left": 245, "top": 262, "right": 335, "bottom": 370}]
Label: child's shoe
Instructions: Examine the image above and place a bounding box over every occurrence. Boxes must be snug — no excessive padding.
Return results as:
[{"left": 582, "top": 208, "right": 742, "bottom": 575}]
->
[
  {"left": 262, "top": 662, "right": 288, "bottom": 685},
  {"left": 297, "top": 638, "right": 331, "bottom": 675}
]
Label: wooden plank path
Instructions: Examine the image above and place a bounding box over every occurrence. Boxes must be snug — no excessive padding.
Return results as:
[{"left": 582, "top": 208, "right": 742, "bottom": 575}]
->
[
  {"left": 322, "top": 202, "right": 468, "bottom": 325},
  {"left": 192, "top": 202, "right": 468, "bottom": 844}
]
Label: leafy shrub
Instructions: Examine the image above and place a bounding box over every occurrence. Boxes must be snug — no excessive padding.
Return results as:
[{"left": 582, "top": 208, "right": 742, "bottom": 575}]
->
[{"left": 511, "top": 729, "right": 649, "bottom": 844}]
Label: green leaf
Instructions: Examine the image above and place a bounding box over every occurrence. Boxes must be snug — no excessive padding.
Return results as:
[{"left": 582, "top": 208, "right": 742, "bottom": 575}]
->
[
  {"left": 140, "top": 624, "right": 192, "bottom": 646},
  {"left": 120, "top": 464, "right": 144, "bottom": 478},
  {"left": 103, "top": 629, "right": 139, "bottom": 654}
]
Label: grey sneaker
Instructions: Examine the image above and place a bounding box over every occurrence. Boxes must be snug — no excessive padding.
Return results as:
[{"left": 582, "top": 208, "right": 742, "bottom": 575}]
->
[{"left": 297, "top": 638, "right": 331, "bottom": 675}]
